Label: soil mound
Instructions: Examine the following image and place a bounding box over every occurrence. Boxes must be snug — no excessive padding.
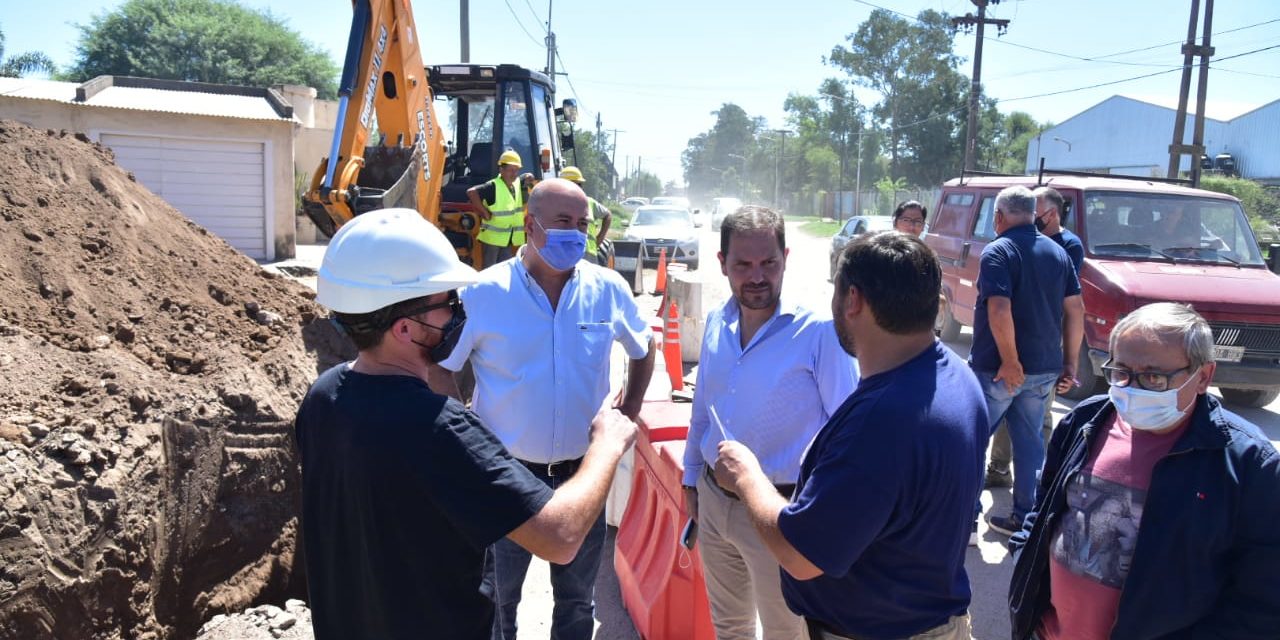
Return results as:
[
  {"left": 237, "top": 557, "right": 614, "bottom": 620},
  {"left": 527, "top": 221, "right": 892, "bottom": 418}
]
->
[{"left": 0, "top": 119, "right": 353, "bottom": 639}]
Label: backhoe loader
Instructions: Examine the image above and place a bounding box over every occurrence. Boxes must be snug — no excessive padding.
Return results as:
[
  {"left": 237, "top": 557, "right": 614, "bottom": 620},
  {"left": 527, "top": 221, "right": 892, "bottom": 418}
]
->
[{"left": 302, "top": 0, "right": 579, "bottom": 269}]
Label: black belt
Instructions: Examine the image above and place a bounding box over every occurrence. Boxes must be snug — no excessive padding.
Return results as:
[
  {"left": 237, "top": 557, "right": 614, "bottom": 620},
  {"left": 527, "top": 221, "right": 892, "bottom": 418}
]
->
[
  {"left": 518, "top": 457, "right": 584, "bottom": 477},
  {"left": 704, "top": 466, "right": 795, "bottom": 501},
  {"left": 805, "top": 618, "right": 859, "bottom": 640}
]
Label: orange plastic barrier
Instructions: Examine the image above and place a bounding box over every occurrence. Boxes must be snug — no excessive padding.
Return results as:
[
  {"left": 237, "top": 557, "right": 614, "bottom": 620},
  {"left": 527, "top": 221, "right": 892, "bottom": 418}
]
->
[{"left": 614, "top": 399, "right": 715, "bottom": 640}]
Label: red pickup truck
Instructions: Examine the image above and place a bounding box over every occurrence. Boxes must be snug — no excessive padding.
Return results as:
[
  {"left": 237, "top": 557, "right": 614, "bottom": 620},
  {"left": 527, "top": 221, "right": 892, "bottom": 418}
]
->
[{"left": 926, "top": 174, "right": 1280, "bottom": 408}]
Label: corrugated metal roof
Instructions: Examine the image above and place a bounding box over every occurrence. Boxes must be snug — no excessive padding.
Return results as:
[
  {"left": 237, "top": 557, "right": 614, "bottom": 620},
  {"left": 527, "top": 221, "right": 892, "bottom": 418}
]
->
[
  {"left": 1119, "top": 94, "right": 1262, "bottom": 122},
  {"left": 0, "top": 77, "right": 296, "bottom": 122}
]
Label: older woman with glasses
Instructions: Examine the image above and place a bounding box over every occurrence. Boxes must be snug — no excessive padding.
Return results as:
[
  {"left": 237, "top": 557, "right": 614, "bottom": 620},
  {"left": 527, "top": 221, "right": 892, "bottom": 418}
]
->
[{"left": 1006, "top": 301, "right": 1280, "bottom": 640}]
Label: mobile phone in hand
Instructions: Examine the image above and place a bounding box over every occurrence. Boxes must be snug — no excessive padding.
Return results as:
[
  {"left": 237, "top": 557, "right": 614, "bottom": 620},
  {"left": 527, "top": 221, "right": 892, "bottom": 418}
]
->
[{"left": 680, "top": 517, "right": 698, "bottom": 550}]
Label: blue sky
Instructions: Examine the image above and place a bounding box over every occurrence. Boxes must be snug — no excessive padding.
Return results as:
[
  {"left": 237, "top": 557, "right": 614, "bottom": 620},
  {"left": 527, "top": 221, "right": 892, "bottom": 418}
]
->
[{"left": 3, "top": 0, "right": 1277, "bottom": 184}]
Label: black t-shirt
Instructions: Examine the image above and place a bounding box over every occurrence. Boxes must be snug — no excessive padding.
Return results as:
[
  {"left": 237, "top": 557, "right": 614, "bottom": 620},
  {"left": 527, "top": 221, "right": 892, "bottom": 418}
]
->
[{"left": 295, "top": 364, "right": 554, "bottom": 640}]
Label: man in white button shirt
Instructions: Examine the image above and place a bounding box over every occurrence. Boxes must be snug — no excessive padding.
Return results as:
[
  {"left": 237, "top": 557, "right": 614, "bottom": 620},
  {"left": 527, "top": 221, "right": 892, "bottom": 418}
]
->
[
  {"left": 682, "top": 205, "right": 859, "bottom": 639},
  {"left": 440, "top": 178, "right": 655, "bottom": 640}
]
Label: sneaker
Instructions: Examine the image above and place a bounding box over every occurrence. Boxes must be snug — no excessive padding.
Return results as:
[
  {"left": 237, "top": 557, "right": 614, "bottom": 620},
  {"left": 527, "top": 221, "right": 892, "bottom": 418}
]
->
[
  {"left": 984, "top": 467, "right": 1012, "bottom": 489},
  {"left": 968, "top": 522, "right": 979, "bottom": 547},
  {"left": 986, "top": 513, "right": 1025, "bottom": 537}
]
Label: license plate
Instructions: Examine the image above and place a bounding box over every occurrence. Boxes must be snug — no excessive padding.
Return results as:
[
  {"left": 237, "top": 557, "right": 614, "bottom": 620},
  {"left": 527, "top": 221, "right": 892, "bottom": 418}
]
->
[
  {"left": 1213, "top": 345, "right": 1245, "bottom": 362},
  {"left": 614, "top": 256, "right": 638, "bottom": 270}
]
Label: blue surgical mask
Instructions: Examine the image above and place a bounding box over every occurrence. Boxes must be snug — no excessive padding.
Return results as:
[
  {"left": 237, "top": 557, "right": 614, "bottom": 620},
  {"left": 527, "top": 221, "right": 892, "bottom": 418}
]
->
[
  {"left": 1108, "top": 367, "right": 1200, "bottom": 432},
  {"left": 533, "top": 217, "right": 586, "bottom": 271}
]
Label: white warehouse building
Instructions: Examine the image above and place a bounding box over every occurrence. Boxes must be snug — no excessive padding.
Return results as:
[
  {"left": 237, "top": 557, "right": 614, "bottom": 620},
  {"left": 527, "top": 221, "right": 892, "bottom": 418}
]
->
[{"left": 1025, "top": 95, "right": 1280, "bottom": 184}]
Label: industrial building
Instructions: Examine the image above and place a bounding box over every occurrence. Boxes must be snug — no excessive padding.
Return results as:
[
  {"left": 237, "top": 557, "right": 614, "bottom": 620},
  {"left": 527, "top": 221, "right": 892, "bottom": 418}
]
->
[{"left": 1025, "top": 95, "right": 1280, "bottom": 184}]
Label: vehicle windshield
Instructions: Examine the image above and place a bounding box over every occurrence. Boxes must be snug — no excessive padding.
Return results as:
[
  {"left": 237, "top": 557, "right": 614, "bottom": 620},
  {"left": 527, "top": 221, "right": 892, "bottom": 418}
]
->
[
  {"left": 1081, "top": 191, "right": 1265, "bottom": 266},
  {"left": 633, "top": 208, "right": 692, "bottom": 226},
  {"left": 867, "top": 217, "right": 895, "bottom": 231}
]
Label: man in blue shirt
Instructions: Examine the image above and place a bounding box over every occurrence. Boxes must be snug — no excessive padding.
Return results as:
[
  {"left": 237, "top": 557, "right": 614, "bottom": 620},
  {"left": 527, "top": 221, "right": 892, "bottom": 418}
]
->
[
  {"left": 970, "top": 186, "right": 1084, "bottom": 536},
  {"left": 682, "top": 206, "right": 858, "bottom": 639},
  {"left": 986, "top": 186, "right": 1085, "bottom": 490},
  {"left": 712, "top": 231, "right": 987, "bottom": 640}
]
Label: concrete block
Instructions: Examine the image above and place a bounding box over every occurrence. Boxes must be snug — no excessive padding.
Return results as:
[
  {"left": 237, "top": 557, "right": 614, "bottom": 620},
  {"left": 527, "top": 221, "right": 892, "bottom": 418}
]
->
[{"left": 667, "top": 270, "right": 706, "bottom": 363}]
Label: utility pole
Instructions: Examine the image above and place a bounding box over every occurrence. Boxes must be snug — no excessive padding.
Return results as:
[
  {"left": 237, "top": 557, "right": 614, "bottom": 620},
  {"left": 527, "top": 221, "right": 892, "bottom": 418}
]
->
[
  {"left": 854, "top": 128, "right": 863, "bottom": 219},
  {"left": 609, "top": 129, "right": 624, "bottom": 197},
  {"left": 1167, "top": 0, "right": 1215, "bottom": 185},
  {"left": 460, "top": 0, "right": 470, "bottom": 62},
  {"left": 952, "top": 1, "right": 1009, "bottom": 172},
  {"left": 544, "top": 0, "right": 557, "bottom": 79}
]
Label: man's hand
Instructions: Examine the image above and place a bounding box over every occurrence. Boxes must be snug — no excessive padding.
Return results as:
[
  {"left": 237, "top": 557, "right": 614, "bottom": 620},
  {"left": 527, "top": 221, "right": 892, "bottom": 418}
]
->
[
  {"left": 994, "top": 359, "right": 1025, "bottom": 394},
  {"left": 589, "top": 408, "right": 636, "bottom": 454},
  {"left": 714, "top": 441, "right": 763, "bottom": 494},
  {"left": 683, "top": 486, "right": 699, "bottom": 524},
  {"left": 1056, "top": 362, "right": 1078, "bottom": 395}
]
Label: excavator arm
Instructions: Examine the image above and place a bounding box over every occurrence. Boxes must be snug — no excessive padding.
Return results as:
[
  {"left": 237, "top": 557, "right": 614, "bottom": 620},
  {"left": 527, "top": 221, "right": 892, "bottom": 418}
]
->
[{"left": 302, "top": 0, "right": 447, "bottom": 237}]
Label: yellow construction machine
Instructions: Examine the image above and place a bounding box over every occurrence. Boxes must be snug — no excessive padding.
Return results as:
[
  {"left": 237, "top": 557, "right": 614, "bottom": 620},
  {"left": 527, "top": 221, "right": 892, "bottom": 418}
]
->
[{"left": 302, "top": 0, "right": 579, "bottom": 269}]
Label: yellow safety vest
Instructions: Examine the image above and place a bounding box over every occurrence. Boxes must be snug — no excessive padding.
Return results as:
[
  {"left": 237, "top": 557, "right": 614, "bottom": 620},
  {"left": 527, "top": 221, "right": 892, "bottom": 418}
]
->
[
  {"left": 476, "top": 177, "right": 525, "bottom": 247},
  {"left": 585, "top": 198, "right": 607, "bottom": 257}
]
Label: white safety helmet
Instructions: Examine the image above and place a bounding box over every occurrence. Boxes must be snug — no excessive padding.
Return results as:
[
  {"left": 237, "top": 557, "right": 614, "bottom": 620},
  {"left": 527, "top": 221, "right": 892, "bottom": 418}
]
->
[{"left": 317, "top": 208, "right": 479, "bottom": 314}]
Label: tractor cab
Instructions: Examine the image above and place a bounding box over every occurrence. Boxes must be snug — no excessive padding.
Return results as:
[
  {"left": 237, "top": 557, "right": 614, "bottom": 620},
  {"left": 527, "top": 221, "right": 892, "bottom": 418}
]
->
[{"left": 431, "top": 64, "right": 577, "bottom": 205}]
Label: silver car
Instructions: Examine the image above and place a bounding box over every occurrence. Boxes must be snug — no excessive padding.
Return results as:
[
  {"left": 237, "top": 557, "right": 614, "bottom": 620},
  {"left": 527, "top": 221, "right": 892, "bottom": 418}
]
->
[
  {"left": 623, "top": 206, "right": 700, "bottom": 270},
  {"left": 829, "top": 216, "right": 895, "bottom": 280}
]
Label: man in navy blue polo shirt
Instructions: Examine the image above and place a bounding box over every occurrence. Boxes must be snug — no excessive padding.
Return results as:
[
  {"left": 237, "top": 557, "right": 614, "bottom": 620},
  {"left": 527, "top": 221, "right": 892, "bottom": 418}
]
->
[
  {"left": 971, "top": 186, "right": 1083, "bottom": 536},
  {"left": 712, "top": 231, "right": 988, "bottom": 640},
  {"left": 986, "top": 186, "right": 1085, "bottom": 489}
]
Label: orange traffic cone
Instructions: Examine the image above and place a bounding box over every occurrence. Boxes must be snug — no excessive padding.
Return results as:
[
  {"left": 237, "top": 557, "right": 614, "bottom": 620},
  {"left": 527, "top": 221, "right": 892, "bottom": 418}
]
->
[
  {"left": 664, "top": 300, "right": 684, "bottom": 392},
  {"left": 654, "top": 247, "right": 669, "bottom": 296}
]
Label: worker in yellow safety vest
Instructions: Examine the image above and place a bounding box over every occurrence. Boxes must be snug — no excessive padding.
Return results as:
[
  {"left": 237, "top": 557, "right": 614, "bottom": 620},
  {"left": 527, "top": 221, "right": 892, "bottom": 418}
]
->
[
  {"left": 467, "top": 149, "right": 529, "bottom": 267},
  {"left": 560, "top": 166, "right": 612, "bottom": 265}
]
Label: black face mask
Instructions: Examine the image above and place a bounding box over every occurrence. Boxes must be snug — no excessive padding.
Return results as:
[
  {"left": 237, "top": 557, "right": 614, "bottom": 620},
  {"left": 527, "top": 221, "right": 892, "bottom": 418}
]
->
[
  {"left": 1034, "top": 215, "right": 1049, "bottom": 233},
  {"left": 406, "top": 297, "right": 467, "bottom": 363}
]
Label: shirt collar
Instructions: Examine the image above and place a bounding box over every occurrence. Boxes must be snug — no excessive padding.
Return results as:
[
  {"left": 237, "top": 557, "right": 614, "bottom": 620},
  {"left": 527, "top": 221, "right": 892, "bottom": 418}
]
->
[
  {"left": 723, "top": 291, "right": 799, "bottom": 323},
  {"left": 999, "top": 222, "right": 1038, "bottom": 239}
]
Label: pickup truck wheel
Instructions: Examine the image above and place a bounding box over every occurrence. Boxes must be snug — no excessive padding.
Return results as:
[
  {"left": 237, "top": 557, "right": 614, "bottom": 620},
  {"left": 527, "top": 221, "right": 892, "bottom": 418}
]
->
[
  {"left": 1061, "top": 342, "right": 1105, "bottom": 401},
  {"left": 934, "top": 297, "right": 961, "bottom": 342},
  {"left": 1219, "top": 387, "right": 1280, "bottom": 409}
]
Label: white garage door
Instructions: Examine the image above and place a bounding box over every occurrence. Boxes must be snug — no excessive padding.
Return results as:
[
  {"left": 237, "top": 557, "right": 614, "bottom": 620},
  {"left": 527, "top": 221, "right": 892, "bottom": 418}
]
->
[{"left": 100, "top": 133, "right": 270, "bottom": 259}]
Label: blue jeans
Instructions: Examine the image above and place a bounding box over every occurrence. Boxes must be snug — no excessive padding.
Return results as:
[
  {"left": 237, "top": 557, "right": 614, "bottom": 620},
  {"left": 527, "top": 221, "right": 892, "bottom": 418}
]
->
[
  {"left": 974, "top": 369, "right": 1057, "bottom": 517},
  {"left": 489, "top": 470, "right": 606, "bottom": 640}
]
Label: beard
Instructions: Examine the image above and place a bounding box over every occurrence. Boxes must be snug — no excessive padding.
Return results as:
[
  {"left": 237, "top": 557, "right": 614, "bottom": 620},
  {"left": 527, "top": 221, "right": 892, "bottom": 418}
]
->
[
  {"left": 736, "top": 282, "right": 779, "bottom": 311},
  {"left": 833, "top": 317, "right": 857, "bottom": 357}
]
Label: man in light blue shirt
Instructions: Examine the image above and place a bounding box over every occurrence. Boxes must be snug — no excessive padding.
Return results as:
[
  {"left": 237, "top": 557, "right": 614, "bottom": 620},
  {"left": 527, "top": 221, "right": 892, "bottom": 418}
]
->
[
  {"left": 682, "top": 206, "right": 859, "bottom": 640},
  {"left": 440, "top": 179, "right": 655, "bottom": 640}
]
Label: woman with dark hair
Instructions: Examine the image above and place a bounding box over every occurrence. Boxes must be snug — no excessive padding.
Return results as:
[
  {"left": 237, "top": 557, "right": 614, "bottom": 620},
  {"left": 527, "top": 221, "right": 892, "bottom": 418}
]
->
[{"left": 893, "top": 201, "right": 928, "bottom": 237}]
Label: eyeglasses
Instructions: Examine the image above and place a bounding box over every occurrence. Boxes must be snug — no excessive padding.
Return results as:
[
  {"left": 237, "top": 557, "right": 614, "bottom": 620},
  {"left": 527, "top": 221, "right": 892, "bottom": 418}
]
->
[
  {"left": 897, "top": 217, "right": 926, "bottom": 227},
  {"left": 1100, "top": 359, "right": 1193, "bottom": 392}
]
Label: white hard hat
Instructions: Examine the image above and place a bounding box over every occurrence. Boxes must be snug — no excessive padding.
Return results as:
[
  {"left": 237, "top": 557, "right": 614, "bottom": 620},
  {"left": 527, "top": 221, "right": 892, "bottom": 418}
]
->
[{"left": 317, "top": 208, "right": 479, "bottom": 314}]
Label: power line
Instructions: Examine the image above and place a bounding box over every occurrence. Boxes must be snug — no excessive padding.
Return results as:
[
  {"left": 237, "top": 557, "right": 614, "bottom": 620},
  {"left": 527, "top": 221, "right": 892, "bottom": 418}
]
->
[
  {"left": 521, "top": 0, "right": 547, "bottom": 32},
  {"left": 500, "top": 0, "right": 544, "bottom": 47},
  {"left": 1094, "top": 17, "right": 1279, "bottom": 59}
]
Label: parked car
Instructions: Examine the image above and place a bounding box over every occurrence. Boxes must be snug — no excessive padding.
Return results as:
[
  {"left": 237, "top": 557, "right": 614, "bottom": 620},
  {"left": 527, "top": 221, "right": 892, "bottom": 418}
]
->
[
  {"left": 623, "top": 206, "right": 700, "bottom": 270},
  {"left": 925, "top": 173, "right": 1280, "bottom": 408},
  {"left": 828, "top": 216, "right": 895, "bottom": 280},
  {"left": 620, "top": 197, "right": 649, "bottom": 213},
  {"left": 652, "top": 196, "right": 704, "bottom": 227},
  {"left": 709, "top": 197, "right": 745, "bottom": 231}
]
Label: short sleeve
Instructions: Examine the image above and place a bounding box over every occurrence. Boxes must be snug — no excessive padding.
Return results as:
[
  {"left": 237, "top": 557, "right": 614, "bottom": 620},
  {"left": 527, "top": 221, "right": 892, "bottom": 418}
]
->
[
  {"left": 778, "top": 414, "right": 901, "bottom": 577},
  {"left": 607, "top": 271, "right": 651, "bottom": 359},
  {"left": 977, "top": 244, "right": 1013, "bottom": 299},
  {"left": 414, "top": 401, "right": 553, "bottom": 547},
  {"left": 475, "top": 181, "right": 497, "bottom": 205}
]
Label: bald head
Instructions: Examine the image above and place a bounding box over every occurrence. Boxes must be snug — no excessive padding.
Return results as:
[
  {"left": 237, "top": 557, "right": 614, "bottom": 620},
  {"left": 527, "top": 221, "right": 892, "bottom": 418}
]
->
[{"left": 525, "top": 178, "right": 591, "bottom": 239}]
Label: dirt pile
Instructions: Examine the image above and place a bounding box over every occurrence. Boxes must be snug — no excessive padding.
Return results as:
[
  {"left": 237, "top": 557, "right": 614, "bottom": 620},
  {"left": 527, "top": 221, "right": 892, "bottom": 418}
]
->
[{"left": 0, "top": 119, "right": 353, "bottom": 639}]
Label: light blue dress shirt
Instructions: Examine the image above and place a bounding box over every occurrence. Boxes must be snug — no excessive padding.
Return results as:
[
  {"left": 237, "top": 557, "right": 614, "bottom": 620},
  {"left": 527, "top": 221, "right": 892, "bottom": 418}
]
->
[
  {"left": 441, "top": 252, "right": 651, "bottom": 463},
  {"left": 682, "top": 296, "right": 859, "bottom": 486}
]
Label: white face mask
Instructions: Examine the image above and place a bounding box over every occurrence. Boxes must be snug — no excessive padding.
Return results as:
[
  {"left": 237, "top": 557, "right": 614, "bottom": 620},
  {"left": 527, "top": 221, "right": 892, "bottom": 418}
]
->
[{"left": 1108, "top": 367, "right": 1200, "bottom": 432}]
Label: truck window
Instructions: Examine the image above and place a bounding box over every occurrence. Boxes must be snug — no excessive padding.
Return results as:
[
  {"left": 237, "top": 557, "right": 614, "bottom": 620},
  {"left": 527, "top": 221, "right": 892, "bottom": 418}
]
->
[
  {"left": 530, "top": 83, "right": 554, "bottom": 175},
  {"left": 1083, "top": 191, "right": 1265, "bottom": 266},
  {"left": 933, "top": 193, "right": 974, "bottom": 235},
  {"left": 500, "top": 81, "right": 533, "bottom": 173},
  {"left": 973, "top": 196, "right": 997, "bottom": 241}
]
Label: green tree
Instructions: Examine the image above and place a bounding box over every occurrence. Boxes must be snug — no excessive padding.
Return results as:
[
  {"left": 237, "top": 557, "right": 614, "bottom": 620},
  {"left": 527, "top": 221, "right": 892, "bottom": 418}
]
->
[
  {"left": 874, "top": 176, "right": 909, "bottom": 216},
  {"left": 623, "top": 171, "right": 662, "bottom": 199},
  {"left": 1200, "top": 176, "right": 1280, "bottom": 241},
  {"left": 681, "top": 103, "right": 764, "bottom": 202},
  {"left": 0, "top": 26, "right": 56, "bottom": 78},
  {"left": 65, "top": 0, "right": 338, "bottom": 97},
  {"left": 827, "top": 8, "right": 966, "bottom": 186},
  {"left": 567, "top": 129, "right": 616, "bottom": 200}
]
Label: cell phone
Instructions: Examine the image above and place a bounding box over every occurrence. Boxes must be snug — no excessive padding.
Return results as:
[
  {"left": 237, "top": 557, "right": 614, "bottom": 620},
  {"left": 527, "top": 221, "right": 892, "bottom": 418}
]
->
[{"left": 680, "top": 517, "right": 698, "bottom": 550}]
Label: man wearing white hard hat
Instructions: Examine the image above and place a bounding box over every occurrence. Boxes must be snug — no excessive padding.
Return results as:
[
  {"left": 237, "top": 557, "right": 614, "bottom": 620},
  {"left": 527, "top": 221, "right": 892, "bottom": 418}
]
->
[{"left": 295, "top": 208, "right": 637, "bottom": 640}]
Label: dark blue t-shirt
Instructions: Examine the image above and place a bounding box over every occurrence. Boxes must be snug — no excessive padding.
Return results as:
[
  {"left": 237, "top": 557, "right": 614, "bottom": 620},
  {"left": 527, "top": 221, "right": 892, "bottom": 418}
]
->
[
  {"left": 295, "top": 364, "right": 554, "bottom": 640},
  {"left": 777, "top": 341, "right": 988, "bottom": 639},
  {"left": 1051, "top": 228, "right": 1085, "bottom": 274},
  {"left": 970, "top": 224, "right": 1081, "bottom": 375}
]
